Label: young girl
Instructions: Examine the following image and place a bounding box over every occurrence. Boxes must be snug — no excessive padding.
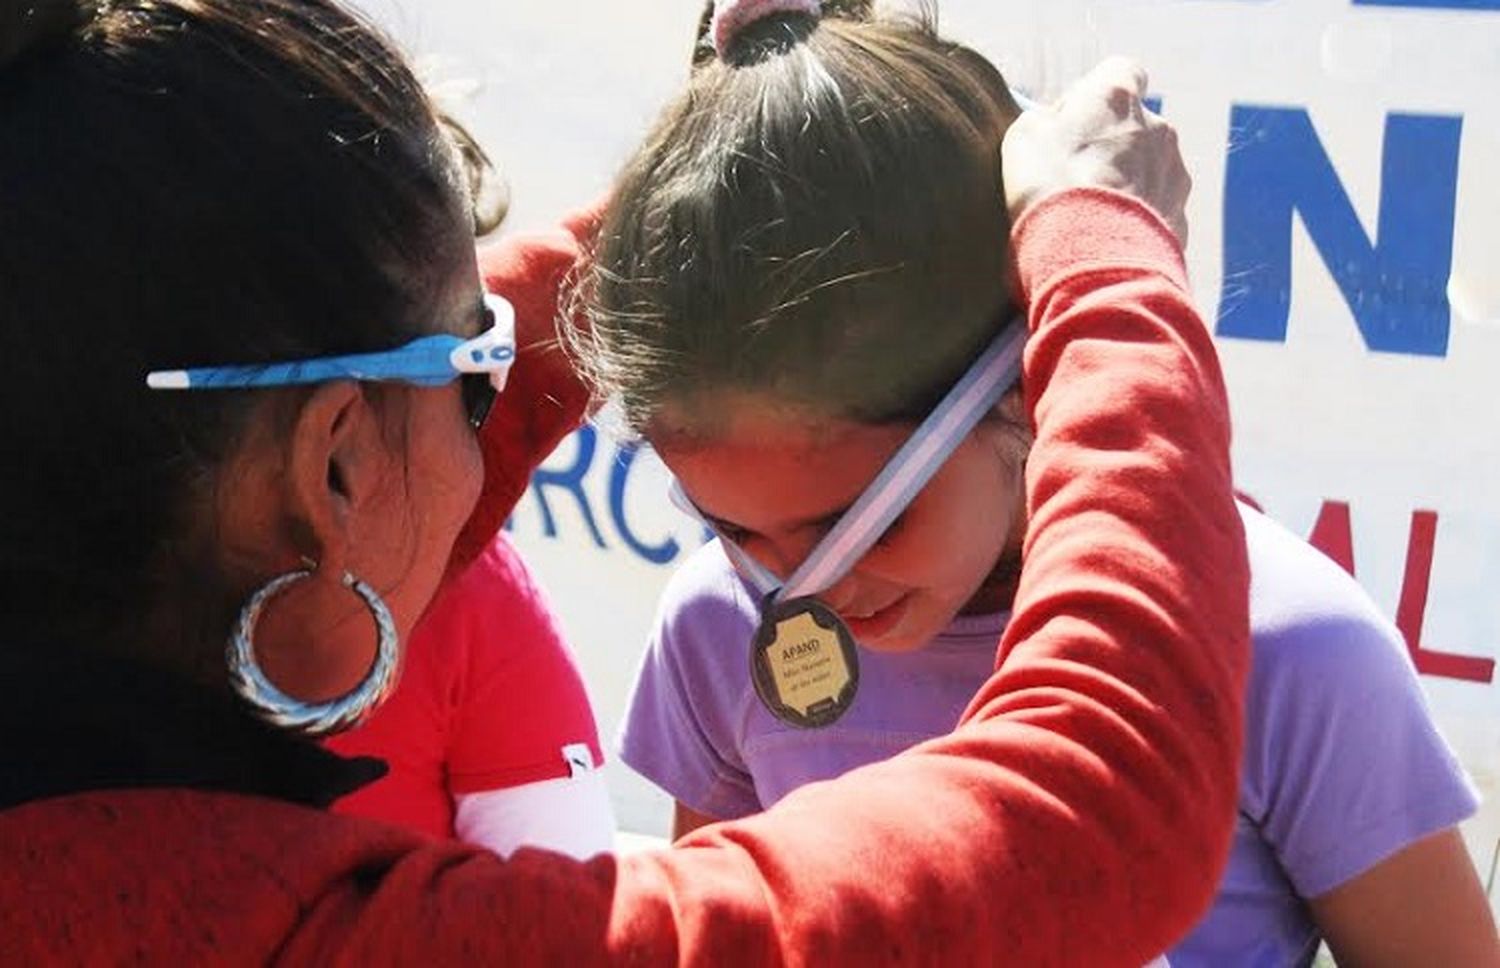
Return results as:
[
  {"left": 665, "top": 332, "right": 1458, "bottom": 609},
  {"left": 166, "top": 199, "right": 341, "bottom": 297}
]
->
[{"left": 586, "top": 3, "right": 1498, "bottom": 965}]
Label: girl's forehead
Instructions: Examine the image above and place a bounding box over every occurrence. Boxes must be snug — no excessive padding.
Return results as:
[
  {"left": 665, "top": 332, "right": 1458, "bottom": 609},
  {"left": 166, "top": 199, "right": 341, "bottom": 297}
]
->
[
  {"left": 650, "top": 393, "right": 907, "bottom": 457},
  {"left": 652, "top": 397, "right": 913, "bottom": 524}
]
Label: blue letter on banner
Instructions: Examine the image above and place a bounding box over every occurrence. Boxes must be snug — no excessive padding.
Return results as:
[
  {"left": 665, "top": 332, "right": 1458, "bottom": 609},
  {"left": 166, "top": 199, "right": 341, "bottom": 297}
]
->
[
  {"left": 530, "top": 426, "right": 608, "bottom": 548},
  {"left": 1218, "top": 107, "right": 1461, "bottom": 357},
  {"left": 609, "top": 444, "right": 681, "bottom": 565}
]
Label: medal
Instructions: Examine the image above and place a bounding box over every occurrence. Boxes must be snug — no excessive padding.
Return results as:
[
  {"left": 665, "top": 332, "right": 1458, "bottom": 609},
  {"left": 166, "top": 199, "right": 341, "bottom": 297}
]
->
[{"left": 751, "top": 594, "right": 860, "bottom": 729}]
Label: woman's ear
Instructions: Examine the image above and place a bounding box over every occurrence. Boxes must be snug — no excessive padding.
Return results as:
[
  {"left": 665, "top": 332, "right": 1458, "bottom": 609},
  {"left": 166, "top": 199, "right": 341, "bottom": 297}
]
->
[{"left": 284, "top": 381, "right": 389, "bottom": 577}]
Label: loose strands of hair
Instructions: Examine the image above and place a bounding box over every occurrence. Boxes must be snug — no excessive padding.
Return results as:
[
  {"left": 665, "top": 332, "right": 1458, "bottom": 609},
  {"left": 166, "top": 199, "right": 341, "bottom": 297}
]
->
[{"left": 572, "top": 4, "right": 1022, "bottom": 438}]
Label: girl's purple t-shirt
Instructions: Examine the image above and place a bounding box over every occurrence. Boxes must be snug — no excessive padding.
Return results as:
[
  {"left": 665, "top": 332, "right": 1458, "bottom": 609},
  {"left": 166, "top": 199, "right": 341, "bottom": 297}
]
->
[{"left": 619, "top": 504, "right": 1479, "bottom": 967}]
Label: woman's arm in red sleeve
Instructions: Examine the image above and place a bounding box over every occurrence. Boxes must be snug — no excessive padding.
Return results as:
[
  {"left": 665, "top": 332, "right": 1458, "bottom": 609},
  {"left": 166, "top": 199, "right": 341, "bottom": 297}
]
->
[
  {"left": 448, "top": 204, "right": 602, "bottom": 575},
  {"left": 301, "top": 186, "right": 1248, "bottom": 966},
  {"left": 602, "top": 188, "right": 1247, "bottom": 965}
]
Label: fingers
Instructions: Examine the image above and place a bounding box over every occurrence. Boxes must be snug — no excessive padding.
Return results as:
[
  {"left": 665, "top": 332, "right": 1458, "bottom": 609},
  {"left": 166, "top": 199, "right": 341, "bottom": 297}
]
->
[
  {"left": 1076, "top": 56, "right": 1149, "bottom": 107},
  {"left": 1100, "top": 56, "right": 1149, "bottom": 99},
  {"left": 1000, "top": 56, "right": 1191, "bottom": 243},
  {"left": 1148, "top": 112, "right": 1192, "bottom": 245}
]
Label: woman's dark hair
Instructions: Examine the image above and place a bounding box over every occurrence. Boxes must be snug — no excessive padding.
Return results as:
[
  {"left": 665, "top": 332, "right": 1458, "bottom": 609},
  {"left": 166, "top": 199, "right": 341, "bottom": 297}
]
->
[
  {"left": 0, "top": 0, "right": 494, "bottom": 668},
  {"left": 575, "top": 1, "right": 1021, "bottom": 437}
]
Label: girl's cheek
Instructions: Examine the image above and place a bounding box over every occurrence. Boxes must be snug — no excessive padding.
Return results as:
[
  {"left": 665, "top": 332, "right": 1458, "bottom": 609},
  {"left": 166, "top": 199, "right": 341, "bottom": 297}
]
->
[{"left": 857, "top": 530, "right": 924, "bottom": 583}]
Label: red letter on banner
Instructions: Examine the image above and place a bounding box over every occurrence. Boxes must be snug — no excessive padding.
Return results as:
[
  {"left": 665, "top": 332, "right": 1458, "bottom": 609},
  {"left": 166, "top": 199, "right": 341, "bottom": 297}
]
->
[
  {"left": 1394, "top": 511, "right": 1495, "bottom": 684},
  {"left": 1308, "top": 500, "right": 1355, "bottom": 575},
  {"left": 1306, "top": 500, "right": 1494, "bottom": 684}
]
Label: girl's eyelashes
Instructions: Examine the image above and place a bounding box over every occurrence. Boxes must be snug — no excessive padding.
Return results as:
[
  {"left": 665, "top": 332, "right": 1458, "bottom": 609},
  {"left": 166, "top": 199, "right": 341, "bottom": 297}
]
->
[
  {"left": 705, "top": 517, "right": 752, "bottom": 544},
  {"left": 708, "top": 502, "right": 892, "bottom": 548},
  {"left": 712, "top": 510, "right": 891, "bottom": 548}
]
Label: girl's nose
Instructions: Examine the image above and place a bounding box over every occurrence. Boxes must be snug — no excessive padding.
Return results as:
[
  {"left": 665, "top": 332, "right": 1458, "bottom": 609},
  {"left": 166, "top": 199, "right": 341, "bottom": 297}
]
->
[{"left": 751, "top": 530, "right": 823, "bottom": 584}]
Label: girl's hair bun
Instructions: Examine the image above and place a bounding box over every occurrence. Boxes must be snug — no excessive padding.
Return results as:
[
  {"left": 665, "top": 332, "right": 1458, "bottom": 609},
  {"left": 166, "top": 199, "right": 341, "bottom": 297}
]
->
[
  {"left": 823, "top": 0, "right": 873, "bottom": 19},
  {"left": 0, "top": 0, "right": 97, "bottom": 73},
  {"left": 709, "top": 0, "right": 821, "bottom": 60},
  {"left": 692, "top": 0, "right": 875, "bottom": 67}
]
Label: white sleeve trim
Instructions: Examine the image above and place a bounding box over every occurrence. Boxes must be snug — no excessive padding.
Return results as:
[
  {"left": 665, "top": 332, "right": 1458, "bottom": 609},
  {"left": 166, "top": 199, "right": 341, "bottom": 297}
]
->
[{"left": 453, "top": 771, "right": 617, "bottom": 861}]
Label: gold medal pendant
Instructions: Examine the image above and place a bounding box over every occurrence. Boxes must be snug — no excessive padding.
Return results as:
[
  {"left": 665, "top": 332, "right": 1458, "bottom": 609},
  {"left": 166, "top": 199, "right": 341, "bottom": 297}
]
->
[{"left": 750, "top": 594, "right": 860, "bottom": 729}]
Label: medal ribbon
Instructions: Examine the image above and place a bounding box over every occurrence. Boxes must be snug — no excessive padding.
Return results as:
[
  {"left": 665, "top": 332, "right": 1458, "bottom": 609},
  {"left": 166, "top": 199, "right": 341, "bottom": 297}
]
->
[{"left": 671, "top": 319, "right": 1027, "bottom": 605}]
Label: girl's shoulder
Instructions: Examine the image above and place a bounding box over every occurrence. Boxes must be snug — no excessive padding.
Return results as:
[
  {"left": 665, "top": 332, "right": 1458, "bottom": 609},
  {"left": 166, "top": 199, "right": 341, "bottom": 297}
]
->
[
  {"left": 1241, "top": 502, "right": 1400, "bottom": 667},
  {"left": 1234, "top": 505, "right": 1478, "bottom": 897},
  {"left": 434, "top": 533, "right": 560, "bottom": 645},
  {"left": 653, "top": 539, "right": 762, "bottom": 648},
  {"left": 632, "top": 540, "right": 765, "bottom": 726}
]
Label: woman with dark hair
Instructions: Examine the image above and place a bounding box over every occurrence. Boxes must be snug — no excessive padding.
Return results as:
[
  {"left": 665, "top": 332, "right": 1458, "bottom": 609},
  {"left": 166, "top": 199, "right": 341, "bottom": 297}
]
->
[{"left": 0, "top": 0, "right": 1249, "bottom": 962}]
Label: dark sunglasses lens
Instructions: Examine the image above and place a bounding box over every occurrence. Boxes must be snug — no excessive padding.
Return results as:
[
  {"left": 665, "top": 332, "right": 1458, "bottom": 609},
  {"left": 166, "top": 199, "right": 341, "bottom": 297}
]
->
[{"left": 460, "top": 374, "right": 497, "bottom": 429}]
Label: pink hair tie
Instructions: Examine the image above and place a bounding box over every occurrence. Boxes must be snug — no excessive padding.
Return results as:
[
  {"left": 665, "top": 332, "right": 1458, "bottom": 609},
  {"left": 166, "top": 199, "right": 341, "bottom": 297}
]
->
[{"left": 711, "top": 0, "right": 822, "bottom": 58}]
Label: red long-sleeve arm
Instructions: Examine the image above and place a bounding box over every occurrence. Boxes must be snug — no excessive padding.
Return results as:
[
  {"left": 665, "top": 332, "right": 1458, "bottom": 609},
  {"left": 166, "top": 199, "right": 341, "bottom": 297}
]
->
[
  {"left": 447, "top": 205, "right": 601, "bottom": 574},
  {"left": 317, "top": 187, "right": 1247, "bottom": 964},
  {"left": 0, "top": 189, "right": 1247, "bottom": 967},
  {"left": 591, "top": 188, "right": 1247, "bottom": 964}
]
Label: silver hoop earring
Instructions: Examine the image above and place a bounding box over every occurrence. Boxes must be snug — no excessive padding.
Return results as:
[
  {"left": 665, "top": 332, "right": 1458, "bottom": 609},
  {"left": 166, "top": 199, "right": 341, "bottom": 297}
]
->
[{"left": 227, "top": 568, "right": 399, "bottom": 737}]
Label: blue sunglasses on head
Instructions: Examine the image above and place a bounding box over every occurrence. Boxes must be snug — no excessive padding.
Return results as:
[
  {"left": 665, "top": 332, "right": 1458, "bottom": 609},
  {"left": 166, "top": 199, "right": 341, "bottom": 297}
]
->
[{"left": 147, "top": 292, "right": 517, "bottom": 429}]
